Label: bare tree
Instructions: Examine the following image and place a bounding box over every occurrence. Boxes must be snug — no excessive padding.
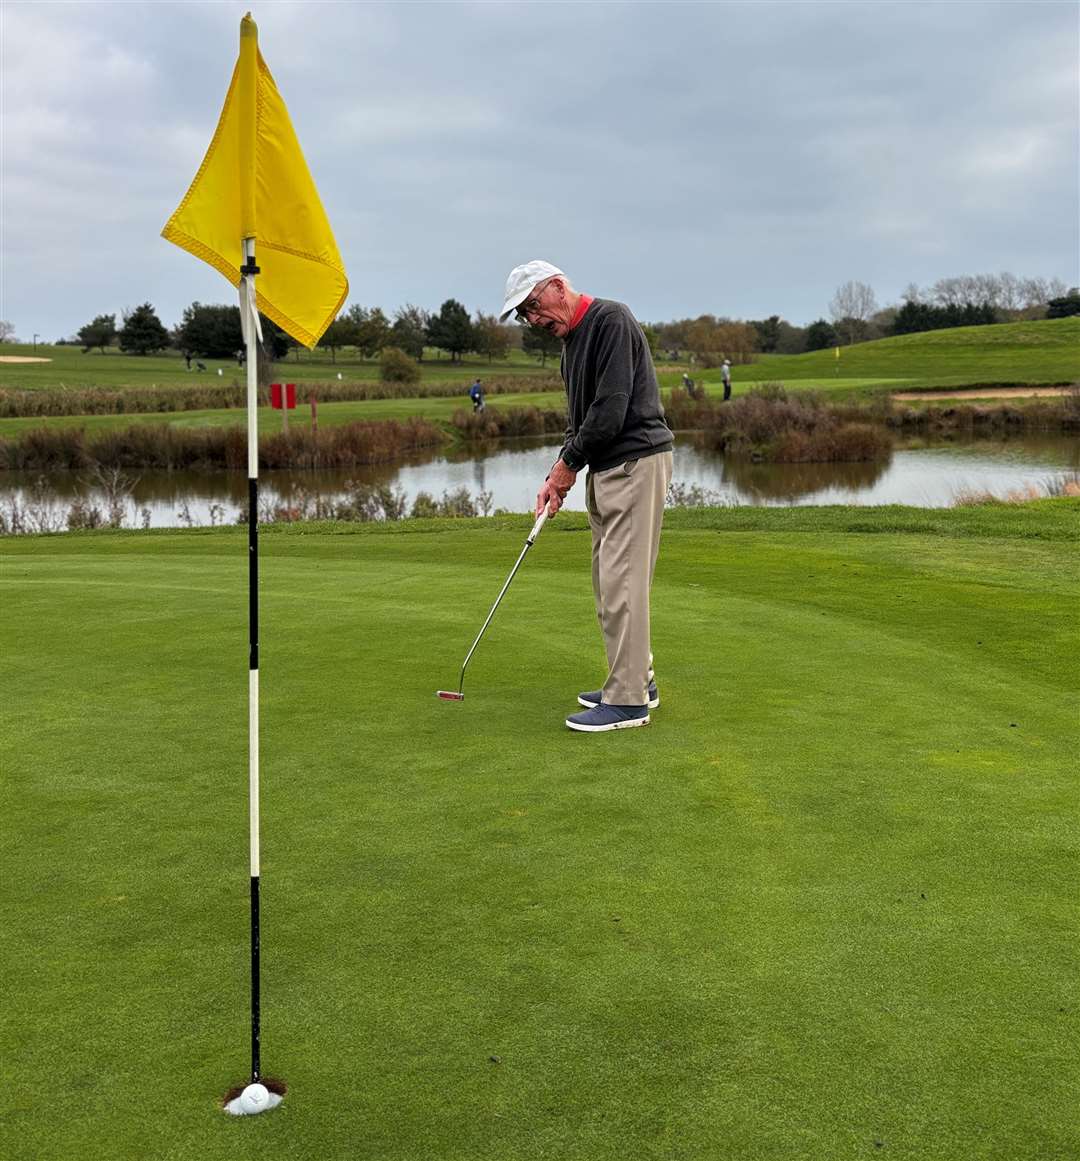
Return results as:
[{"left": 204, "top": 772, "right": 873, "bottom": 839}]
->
[
  {"left": 929, "top": 277, "right": 965, "bottom": 308},
  {"left": 973, "top": 272, "right": 1002, "bottom": 306},
  {"left": 829, "top": 281, "right": 878, "bottom": 344},
  {"left": 915, "top": 270, "right": 1067, "bottom": 316},
  {"left": 996, "top": 272, "right": 1023, "bottom": 312},
  {"left": 1019, "top": 277, "right": 1047, "bottom": 309},
  {"left": 0, "top": 320, "right": 16, "bottom": 344},
  {"left": 1016, "top": 277, "right": 1069, "bottom": 317}
]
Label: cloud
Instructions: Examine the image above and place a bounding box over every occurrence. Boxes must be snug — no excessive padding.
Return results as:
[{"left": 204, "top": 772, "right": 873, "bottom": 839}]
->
[{"left": 1, "top": 0, "right": 1076, "bottom": 339}]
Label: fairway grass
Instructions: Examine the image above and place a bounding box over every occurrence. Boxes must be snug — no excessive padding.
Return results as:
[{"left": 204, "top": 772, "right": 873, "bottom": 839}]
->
[
  {"left": 0, "top": 344, "right": 558, "bottom": 391},
  {"left": 0, "top": 390, "right": 568, "bottom": 439},
  {"left": 2, "top": 504, "right": 1077, "bottom": 1160}
]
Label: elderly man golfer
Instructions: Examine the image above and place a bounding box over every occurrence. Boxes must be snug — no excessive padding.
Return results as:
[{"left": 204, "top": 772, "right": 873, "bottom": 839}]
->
[{"left": 500, "top": 260, "right": 674, "bottom": 733}]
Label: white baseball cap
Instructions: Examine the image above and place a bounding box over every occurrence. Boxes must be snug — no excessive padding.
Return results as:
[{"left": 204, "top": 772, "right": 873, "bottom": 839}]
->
[{"left": 499, "top": 259, "right": 565, "bottom": 322}]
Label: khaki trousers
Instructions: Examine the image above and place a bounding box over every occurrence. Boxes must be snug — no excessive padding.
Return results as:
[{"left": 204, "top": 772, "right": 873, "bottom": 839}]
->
[{"left": 585, "top": 450, "right": 673, "bottom": 706}]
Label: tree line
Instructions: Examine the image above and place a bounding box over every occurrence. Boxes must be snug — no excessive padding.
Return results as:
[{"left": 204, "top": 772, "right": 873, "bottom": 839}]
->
[
  {"left": 31, "top": 268, "right": 1079, "bottom": 368},
  {"left": 649, "top": 272, "right": 1077, "bottom": 361},
  {"left": 67, "top": 299, "right": 558, "bottom": 366}
]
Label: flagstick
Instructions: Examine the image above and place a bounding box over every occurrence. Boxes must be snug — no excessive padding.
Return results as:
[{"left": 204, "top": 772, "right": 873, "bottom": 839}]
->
[
  {"left": 222, "top": 231, "right": 282, "bottom": 1115},
  {"left": 240, "top": 237, "right": 261, "bottom": 1085}
]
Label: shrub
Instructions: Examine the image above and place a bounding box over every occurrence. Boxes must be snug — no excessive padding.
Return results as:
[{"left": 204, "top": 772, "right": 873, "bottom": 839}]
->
[
  {"left": 672, "top": 388, "right": 896, "bottom": 463},
  {"left": 66, "top": 497, "right": 107, "bottom": 530},
  {"left": 748, "top": 382, "right": 788, "bottom": 403},
  {"left": 768, "top": 423, "right": 892, "bottom": 463},
  {"left": 409, "top": 492, "right": 440, "bottom": 519},
  {"left": 666, "top": 481, "right": 735, "bottom": 508},
  {"left": 380, "top": 347, "right": 421, "bottom": 385},
  {"left": 409, "top": 488, "right": 493, "bottom": 518},
  {"left": 331, "top": 482, "right": 409, "bottom": 522}
]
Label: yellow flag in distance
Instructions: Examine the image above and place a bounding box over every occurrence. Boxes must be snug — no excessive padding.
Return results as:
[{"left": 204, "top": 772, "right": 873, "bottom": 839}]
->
[{"left": 162, "top": 14, "right": 348, "bottom": 348}]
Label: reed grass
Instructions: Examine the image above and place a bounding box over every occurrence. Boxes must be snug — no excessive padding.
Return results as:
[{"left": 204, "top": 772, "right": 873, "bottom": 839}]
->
[
  {"left": 2, "top": 387, "right": 1076, "bottom": 474},
  {"left": 450, "top": 406, "right": 569, "bottom": 440},
  {"left": 666, "top": 385, "right": 1080, "bottom": 464},
  {"left": 0, "top": 418, "right": 446, "bottom": 472}
]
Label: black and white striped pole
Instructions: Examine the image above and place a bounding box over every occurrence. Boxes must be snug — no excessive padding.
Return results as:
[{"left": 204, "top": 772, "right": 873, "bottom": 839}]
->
[{"left": 224, "top": 238, "right": 284, "bottom": 1116}]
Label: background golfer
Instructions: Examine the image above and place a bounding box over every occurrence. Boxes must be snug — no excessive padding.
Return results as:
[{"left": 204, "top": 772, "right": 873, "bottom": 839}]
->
[{"left": 500, "top": 260, "right": 674, "bottom": 733}]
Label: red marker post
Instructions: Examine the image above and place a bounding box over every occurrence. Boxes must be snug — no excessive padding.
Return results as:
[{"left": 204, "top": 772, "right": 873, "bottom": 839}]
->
[{"left": 270, "top": 383, "right": 296, "bottom": 432}]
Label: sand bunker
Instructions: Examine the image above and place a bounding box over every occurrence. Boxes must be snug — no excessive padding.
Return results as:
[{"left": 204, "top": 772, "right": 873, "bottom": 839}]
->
[
  {"left": 891, "top": 386, "right": 1073, "bottom": 401},
  {"left": 0, "top": 356, "right": 53, "bottom": 364}
]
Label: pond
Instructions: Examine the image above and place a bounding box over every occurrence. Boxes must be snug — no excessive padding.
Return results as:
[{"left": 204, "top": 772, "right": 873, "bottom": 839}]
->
[{"left": 3, "top": 432, "right": 1078, "bottom": 529}]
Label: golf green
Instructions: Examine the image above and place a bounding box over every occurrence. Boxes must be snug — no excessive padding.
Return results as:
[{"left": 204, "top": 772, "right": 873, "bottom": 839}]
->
[{"left": 2, "top": 504, "right": 1077, "bottom": 1160}]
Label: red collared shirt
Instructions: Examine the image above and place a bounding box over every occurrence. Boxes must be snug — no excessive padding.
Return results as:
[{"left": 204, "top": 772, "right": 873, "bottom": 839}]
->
[{"left": 568, "top": 293, "right": 594, "bottom": 332}]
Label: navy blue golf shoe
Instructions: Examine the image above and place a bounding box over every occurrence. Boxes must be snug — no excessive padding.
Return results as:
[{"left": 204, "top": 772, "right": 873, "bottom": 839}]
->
[
  {"left": 565, "top": 704, "right": 650, "bottom": 732},
  {"left": 577, "top": 678, "right": 659, "bottom": 711}
]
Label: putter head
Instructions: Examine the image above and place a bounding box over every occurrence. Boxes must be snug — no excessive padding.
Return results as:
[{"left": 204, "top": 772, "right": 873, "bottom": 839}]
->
[{"left": 436, "top": 690, "right": 464, "bottom": 701}]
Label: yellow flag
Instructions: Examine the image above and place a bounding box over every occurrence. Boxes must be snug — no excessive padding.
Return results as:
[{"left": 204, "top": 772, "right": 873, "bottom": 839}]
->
[{"left": 162, "top": 14, "right": 348, "bottom": 348}]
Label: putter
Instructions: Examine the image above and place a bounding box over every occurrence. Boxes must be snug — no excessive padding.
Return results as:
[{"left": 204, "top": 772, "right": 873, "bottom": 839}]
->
[{"left": 437, "top": 508, "right": 549, "bottom": 701}]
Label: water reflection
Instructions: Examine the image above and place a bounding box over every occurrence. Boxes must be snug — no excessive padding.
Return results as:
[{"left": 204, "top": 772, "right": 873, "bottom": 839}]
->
[
  {"left": 721, "top": 457, "right": 891, "bottom": 502},
  {"left": 3, "top": 431, "right": 1077, "bottom": 527},
  {"left": 898, "top": 431, "right": 1080, "bottom": 470}
]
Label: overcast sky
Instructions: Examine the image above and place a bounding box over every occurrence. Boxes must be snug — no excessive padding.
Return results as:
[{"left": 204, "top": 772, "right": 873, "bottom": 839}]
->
[{"left": 2, "top": 0, "right": 1077, "bottom": 341}]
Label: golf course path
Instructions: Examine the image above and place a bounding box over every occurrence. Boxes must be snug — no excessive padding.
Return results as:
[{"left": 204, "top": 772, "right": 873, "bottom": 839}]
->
[{"left": 892, "top": 386, "right": 1074, "bottom": 400}]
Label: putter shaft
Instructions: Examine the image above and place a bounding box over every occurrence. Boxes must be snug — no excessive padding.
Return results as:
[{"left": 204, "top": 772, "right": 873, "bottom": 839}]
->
[{"left": 453, "top": 509, "right": 548, "bottom": 697}]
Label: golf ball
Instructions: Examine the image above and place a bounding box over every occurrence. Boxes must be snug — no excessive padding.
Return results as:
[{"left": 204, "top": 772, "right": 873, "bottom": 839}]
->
[{"left": 238, "top": 1083, "right": 270, "bottom": 1114}]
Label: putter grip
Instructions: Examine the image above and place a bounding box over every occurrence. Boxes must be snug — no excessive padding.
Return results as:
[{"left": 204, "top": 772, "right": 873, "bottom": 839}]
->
[{"left": 527, "top": 508, "right": 549, "bottom": 544}]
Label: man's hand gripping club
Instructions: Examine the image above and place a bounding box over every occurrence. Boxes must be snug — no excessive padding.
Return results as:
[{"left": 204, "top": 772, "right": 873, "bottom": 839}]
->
[{"left": 536, "top": 458, "right": 578, "bottom": 518}]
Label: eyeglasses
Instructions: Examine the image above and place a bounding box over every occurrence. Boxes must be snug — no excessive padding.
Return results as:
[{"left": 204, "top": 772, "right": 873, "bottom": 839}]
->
[{"left": 515, "top": 281, "right": 551, "bottom": 322}]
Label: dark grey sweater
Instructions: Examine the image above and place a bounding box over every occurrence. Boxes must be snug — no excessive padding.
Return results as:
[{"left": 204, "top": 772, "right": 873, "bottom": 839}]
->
[{"left": 557, "top": 299, "right": 673, "bottom": 473}]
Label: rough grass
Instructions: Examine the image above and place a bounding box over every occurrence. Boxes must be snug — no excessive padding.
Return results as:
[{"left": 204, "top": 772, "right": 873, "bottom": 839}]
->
[
  {"left": 1, "top": 503, "right": 1077, "bottom": 1161},
  {"left": 0, "top": 375, "right": 563, "bottom": 418}
]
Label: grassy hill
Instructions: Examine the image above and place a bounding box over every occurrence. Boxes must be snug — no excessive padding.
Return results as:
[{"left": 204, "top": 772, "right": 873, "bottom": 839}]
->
[
  {"left": 3, "top": 503, "right": 1077, "bottom": 1160},
  {"left": 719, "top": 317, "right": 1080, "bottom": 396}
]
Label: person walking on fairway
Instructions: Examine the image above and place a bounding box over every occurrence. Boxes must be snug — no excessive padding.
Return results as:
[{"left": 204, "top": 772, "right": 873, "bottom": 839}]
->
[
  {"left": 469, "top": 377, "right": 485, "bottom": 413},
  {"left": 500, "top": 260, "right": 674, "bottom": 733},
  {"left": 720, "top": 358, "right": 732, "bottom": 401}
]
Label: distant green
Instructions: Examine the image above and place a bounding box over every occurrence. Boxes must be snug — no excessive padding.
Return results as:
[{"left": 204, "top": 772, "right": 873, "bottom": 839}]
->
[{"left": 2, "top": 502, "right": 1077, "bottom": 1160}]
